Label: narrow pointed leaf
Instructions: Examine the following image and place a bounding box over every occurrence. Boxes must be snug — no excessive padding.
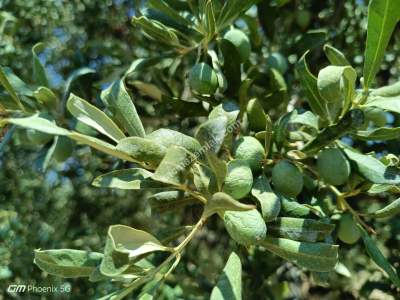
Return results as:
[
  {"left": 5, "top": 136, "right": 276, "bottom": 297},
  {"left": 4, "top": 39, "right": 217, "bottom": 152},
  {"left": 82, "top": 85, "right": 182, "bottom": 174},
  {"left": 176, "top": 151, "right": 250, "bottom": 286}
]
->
[
  {"left": 251, "top": 175, "right": 281, "bottom": 222},
  {"left": 32, "top": 43, "right": 49, "bottom": 87},
  {"left": 323, "top": 44, "right": 350, "bottom": 66},
  {"left": 371, "top": 197, "right": 400, "bottom": 218},
  {"left": 204, "top": 192, "right": 255, "bottom": 218}
]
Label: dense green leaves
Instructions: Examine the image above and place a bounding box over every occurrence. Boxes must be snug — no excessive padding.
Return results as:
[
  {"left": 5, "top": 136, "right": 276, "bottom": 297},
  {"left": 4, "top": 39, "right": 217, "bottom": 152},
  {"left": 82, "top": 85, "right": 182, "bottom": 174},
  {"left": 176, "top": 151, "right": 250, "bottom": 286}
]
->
[
  {"left": 210, "top": 252, "right": 242, "bottom": 300},
  {"left": 34, "top": 249, "right": 103, "bottom": 278},
  {"left": 363, "top": 0, "right": 400, "bottom": 89},
  {"left": 258, "top": 237, "right": 338, "bottom": 272}
]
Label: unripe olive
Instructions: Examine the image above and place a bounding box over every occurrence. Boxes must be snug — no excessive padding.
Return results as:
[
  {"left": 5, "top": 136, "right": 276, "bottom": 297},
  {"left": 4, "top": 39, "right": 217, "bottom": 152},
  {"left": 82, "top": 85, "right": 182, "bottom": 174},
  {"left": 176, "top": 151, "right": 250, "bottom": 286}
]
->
[
  {"left": 272, "top": 160, "right": 303, "bottom": 198},
  {"left": 232, "top": 136, "right": 265, "bottom": 172},
  {"left": 53, "top": 137, "right": 74, "bottom": 162},
  {"left": 317, "top": 148, "right": 350, "bottom": 186},
  {"left": 223, "top": 28, "right": 251, "bottom": 63},
  {"left": 266, "top": 52, "right": 288, "bottom": 74},
  {"left": 364, "top": 107, "right": 387, "bottom": 127},
  {"left": 246, "top": 98, "right": 267, "bottom": 132},
  {"left": 188, "top": 63, "right": 218, "bottom": 95},
  {"left": 337, "top": 214, "right": 361, "bottom": 244},
  {"left": 223, "top": 159, "right": 253, "bottom": 200},
  {"left": 295, "top": 10, "right": 311, "bottom": 30},
  {"left": 223, "top": 209, "right": 267, "bottom": 246}
]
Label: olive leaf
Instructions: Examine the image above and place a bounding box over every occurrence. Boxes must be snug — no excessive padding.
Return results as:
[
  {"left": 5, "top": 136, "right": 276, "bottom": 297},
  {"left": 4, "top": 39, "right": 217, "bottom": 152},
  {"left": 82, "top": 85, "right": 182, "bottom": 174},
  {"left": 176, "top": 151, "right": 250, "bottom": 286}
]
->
[
  {"left": 210, "top": 252, "right": 242, "bottom": 300},
  {"left": 63, "top": 67, "right": 95, "bottom": 100},
  {"left": 101, "top": 79, "right": 146, "bottom": 137},
  {"left": 33, "top": 87, "right": 58, "bottom": 109},
  {"left": 268, "top": 217, "right": 335, "bottom": 242},
  {"left": 6, "top": 114, "right": 70, "bottom": 136},
  {"left": 208, "top": 50, "right": 228, "bottom": 91},
  {"left": 132, "top": 16, "right": 182, "bottom": 48},
  {"left": 364, "top": 95, "right": 400, "bottom": 114},
  {"left": 193, "top": 163, "right": 218, "bottom": 196},
  {"left": 34, "top": 249, "right": 103, "bottom": 278},
  {"left": 342, "top": 146, "right": 400, "bottom": 184},
  {"left": 148, "top": 0, "right": 192, "bottom": 27},
  {"left": 258, "top": 237, "right": 338, "bottom": 272},
  {"left": 280, "top": 196, "right": 313, "bottom": 218},
  {"left": 116, "top": 137, "right": 166, "bottom": 167},
  {"left": 195, "top": 116, "right": 228, "bottom": 153},
  {"left": 217, "top": 0, "right": 260, "bottom": 30},
  {"left": 209, "top": 100, "right": 240, "bottom": 127},
  {"left": 323, "top": 44, "right": 350, "bottom": 66},
  {"left": 0, "top": 66, "right": 26, "bottom": 111},
  {"left": 100, "top": 225, "right": 171, "bottom": 277},
  {"left": 206, "top": 152, "right": 227, "bottom": 191},
  {"left": 152, "top": 146, "right": 195, "bottom": 186},
  {"left": 370, "top": 81, "right": 400, "bottom": 97},
  {"left": 32, "top": 42, "right": 49, "bottom": 87},
  {"left": 296, "top": 51, "right": 326, "bottom": 120},
  {"left": 363, "top": 0, "right": 400, "bottom": 89},
  {"left": 203, "top": 0, "right": 217, "bottom": 42},
  {"left": 67, "top": 93, "right": 126, "bottom": 142},
  {"left": 148, "top": 191, "right": 197, "bottom": 213},
  {"left": 92, "top": 168, "right": 165, "bottom": 190},
  {"left": 203, "top": 192, "right": 255, "bottom": 218},
  {"left": 302, "top": 109, "right": 364, "bottom": 154},
  {"left": 370, "top": 197, "right": 400, "bottom": 218},
  {"left": 219, "top": 38, "right": 241, "bottom": 96},
  {"left": 147, "top": 128, "right": 202, "bottom": 154},
  {"left": 359, "top": 226, "right": 400, "bottom": 288},
  {"left": 353, "top": 127, "right": 400, "bottom": 141},
  {"left": 251, "top": 175, "right": 281, "bottom": 222}
]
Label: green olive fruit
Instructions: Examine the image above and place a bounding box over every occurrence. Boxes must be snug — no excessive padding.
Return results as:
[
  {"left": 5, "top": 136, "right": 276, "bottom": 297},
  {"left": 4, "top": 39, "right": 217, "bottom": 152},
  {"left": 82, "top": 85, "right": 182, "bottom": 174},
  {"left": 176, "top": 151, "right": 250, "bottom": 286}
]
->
[
  {"left": 364, "top": 107, "right": 387, "bottom": 127},
  {"left": 295, "top": 10, "right": 311, "bottom": 30},
  {"left": 188, "top": 63, "right": 218, "bottom": 95},
  {"left": 317, "top": 148, "right": 350, "bottom": 186},
  {"left": 272, "top": 160, "right": 303, "bottom": 198},
  {"left": 53, "top": 137, "right": 74, "bottom": 162},
  {"left": 223, "top": 28, "right": 251, "bottom": 63},
  {"left": 232, "top": 136, "right": 265, "bottom": 172},
  {"left": 266, "top": 52, "right": 288, "bottom": 74},
  {"left": 337, "top": 214, "right": 361, "bottom": 244},
  {"left": 246, "top": 98, "right": 267, "bottom": 132},
  {"left": 223, "top": 209, "right": 267, "bottom": 246},
  {"left": 223, "top": 159, "right": 253, "bottom": 200}
]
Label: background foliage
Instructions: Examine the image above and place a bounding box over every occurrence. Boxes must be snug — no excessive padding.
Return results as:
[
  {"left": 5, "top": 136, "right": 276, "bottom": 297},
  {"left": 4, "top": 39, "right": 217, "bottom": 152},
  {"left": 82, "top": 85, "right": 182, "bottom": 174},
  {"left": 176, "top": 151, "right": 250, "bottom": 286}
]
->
[{"left": 0, "top": 0, "right": 400, "bottom": 299}]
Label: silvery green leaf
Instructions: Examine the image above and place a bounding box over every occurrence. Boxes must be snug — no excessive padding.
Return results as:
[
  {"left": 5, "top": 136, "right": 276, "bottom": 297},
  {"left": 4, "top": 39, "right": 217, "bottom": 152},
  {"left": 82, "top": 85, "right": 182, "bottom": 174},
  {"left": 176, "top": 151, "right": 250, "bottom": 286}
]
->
[
  {"left": 258, "top": 237, "right": 338, "bottom": 272},
  {"left": 371, "top": 197, "right": 400, "bottom": 218},
  {"left": 101, "top": 79, "right": 145, "bottom": 137},
  {"left": 251, "top": 175, "right": 281, "bottom": 222},
  {"left": 370, "top": 81, "right": 400, "bottom": 97},
  {"left": 32, "top": 42, "right": 49, "bottom": 87},
  {"left": 33, "top": 87, "right": 58, "bottom": 109},
  {"left": 364, "top": 95, "right": 400, "bottom": 114},
  {"left": 206, "top": 152, "right": 227, "bottom": 191},
  {"left": 209, "top": 100, "right": 240, "bottom": 127},
  {"left": 280, "top": 196, "right": 312, "bottom": 217},
  {"left": 342, "top": 146, "right": 400, "bottom": 184},
  {"left": 268, "top": 217, "right": 335, "bottom": 242},
  {"left": 92, "top": 168, "right": 164, "bottom": 190},
  {"left": 116, "top": 137, "right": 166, "bottom": 167},
  {"left": 323, "top": 44, "right": 350, "bottom": 66},
  {"left": 152, "top": 146, "right": 195, "bottom": 186},
  {"left": 67, "top": 93, "right": 126, "bottom": 142},
  {"left": 7, "top": 114, "right": 69, "bottom": 136},
  {"left": 192, "top": 163, "right": 218, "bottom": 196},
  {"left": 296, "top": 51, "right": 326, "bottom": 120},
  {"left": 359, "top": 226, "right": 400, "bottom": 287},
  {"left": 147, "top": 128, "right": 202, "bottom": 154},
  {"left": 210, "top": 252, "right": 242, "bottom": 300},
  {"left": 148, "top": 191, "right": 196, "bottom": 213},
  {"left": 287, "top": 110, "right": 319, "bottom": 131},
  {"left": 363, "top": 0, "right": 400, "bottom": 89},
  {"left": 353, "top": 127, "right": 400, "bottom": 141},
  {"left": 204, "top": 192, "right": 255, "bottom": 218},
  {"left": 34, "top": 249, "right": 103, "bottom": 278},
  {"left": 195, "top": 116, "right": 227, "bottom": 153},
  {"left": 100, "top": 225, "right": 170, "bottom": 277}
]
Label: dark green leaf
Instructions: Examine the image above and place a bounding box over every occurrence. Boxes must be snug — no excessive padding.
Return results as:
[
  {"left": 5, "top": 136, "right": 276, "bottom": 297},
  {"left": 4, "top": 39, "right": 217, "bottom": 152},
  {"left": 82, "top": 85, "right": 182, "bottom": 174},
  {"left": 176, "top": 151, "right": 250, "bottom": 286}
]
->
[
  {"left": 210, "top": 252, "right": 242, "bottom": 300},
  {"left": 32, "top": 43, "right": 49, "bottom": 87},
  {"left": 353, "top": 127, "right": 400, "bottom": 141}
]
